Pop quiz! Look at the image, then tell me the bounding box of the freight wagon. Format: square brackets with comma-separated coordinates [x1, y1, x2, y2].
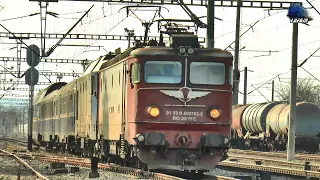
[231, 102, 320, 153]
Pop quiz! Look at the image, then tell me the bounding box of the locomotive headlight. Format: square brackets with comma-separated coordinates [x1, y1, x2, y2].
[178, 46, 187, 54]
[147, 106, 160, 118]
[210, 108, 220, 119]
[187, 47, 195, 55]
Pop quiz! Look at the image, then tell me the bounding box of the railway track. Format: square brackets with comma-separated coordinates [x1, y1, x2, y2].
[226, 154, 320, 171]
[219, 161, 320, 179]
[3, 137, 320, 179]
[228, 149, 320, 162]
[17, 153, 238, 180]
[34, 155, 237, 180]
[220, 149, 320, 178]
[0, 148, 49, 180]
[0, 137, 237, 180]
[0, 137, 28, 147]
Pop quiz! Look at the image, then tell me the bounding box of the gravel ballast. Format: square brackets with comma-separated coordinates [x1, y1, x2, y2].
[0, 156, 139, 180]
[208, 167, 305, 180]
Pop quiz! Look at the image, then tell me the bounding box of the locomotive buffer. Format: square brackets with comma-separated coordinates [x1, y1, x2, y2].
[25, 44, 40, 151]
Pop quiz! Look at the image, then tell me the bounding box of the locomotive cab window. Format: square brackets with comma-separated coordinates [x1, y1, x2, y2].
[144, 61, 182, 84]
[131, 63, 141, 84]
[190, 62, 225, 85]
[229, 66, 233, 86]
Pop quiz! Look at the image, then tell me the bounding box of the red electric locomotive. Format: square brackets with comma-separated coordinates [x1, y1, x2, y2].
[97, 23, 234, 171]
[33, 21, 233, 172]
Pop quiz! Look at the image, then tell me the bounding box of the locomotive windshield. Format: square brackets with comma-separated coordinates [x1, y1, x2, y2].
[190, 62, 225, 85]
[144, 61, 226, 85]
[144, 61, 182, 84]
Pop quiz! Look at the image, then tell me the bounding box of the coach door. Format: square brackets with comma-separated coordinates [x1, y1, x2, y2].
[52, 101, 56, 141]
[37, 105, 40, 135]
[90, 72, 99, 140]
[73, 91, 79, 132]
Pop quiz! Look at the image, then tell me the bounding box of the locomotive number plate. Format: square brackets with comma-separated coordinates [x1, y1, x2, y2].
[165, 110, 204, 122]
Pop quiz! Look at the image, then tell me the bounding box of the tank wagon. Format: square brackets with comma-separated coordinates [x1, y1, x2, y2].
[32, 26, 234, 172]
[231, 102, 320, 153]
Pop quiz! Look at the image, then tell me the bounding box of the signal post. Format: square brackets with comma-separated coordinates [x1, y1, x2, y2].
[26, 45, 40, 151]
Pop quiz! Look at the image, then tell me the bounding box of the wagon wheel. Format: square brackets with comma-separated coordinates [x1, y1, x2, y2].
[266, 139, 275, 152]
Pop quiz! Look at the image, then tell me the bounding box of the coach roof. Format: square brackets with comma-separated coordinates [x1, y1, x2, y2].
[33, 82, 67, 104]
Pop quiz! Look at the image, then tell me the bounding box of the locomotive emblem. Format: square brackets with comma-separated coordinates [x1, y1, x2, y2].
[160, 87, 211, 103]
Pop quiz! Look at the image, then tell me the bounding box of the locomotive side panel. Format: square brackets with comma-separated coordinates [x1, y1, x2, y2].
[76, 74, 93, 138]
[125, 59, 139, 141]
[99, 62, 125, 140]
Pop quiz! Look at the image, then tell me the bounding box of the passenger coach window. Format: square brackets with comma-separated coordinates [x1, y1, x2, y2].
[190, 62, 225, 85]
[144, 61, 182, 84]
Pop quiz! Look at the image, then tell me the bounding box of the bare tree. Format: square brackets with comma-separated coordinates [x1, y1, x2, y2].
[276, 77, 320, 106]
[0, 105, 26, 136]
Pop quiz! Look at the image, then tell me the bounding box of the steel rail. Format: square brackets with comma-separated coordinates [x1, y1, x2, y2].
[0, 149, 49, 180]
[228, 149, 320, 161]
[34, 156, 237, 180]
[219, 161, 320, 178]
[0, 137, 28, 147]
[229, 154, 320, 171]
[4, 137, 320, 178]
[1, 137, 237, 179]
[226, 154, 320, 172]
[36, 156, 180, 180]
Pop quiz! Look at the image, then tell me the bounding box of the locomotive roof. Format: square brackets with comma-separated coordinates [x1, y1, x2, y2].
[130, 46, 233, 58]
[33, 82, 67, 104]
[99, 46, 233, 70]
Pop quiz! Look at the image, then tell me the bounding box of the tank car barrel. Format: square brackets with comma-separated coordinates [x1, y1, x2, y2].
[241, 103, 278, 133]
[231, 101, 320, 153]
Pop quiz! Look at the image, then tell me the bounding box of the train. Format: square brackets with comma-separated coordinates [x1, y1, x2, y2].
[32, 25, 234, 172]
[231, 102, 320, 153]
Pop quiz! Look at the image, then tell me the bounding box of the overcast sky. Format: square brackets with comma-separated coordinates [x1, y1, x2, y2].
[0, 0, 319, 104]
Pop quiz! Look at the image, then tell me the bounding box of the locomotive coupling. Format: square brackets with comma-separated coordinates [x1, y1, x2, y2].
[178, 136, 188, 145]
